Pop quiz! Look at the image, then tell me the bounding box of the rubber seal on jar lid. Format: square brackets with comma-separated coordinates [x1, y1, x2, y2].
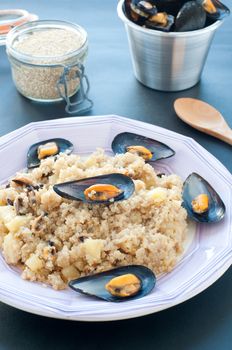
[0, 9, 38, 46]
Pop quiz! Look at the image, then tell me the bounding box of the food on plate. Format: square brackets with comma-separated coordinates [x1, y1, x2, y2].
[37, 142, 59, 160]
[105, 273, 141, 297]
[112, 132, 175, 162]
[126, 145, 153, 161]
[84, 184, 123, 202]
[123, 0, 230, 32]
[0, 147, 187, 290]
[69, 265, 155, 301]
[183, 172, 225, 223]
[11, 176, 34, 187]
[53, 173, 134, 204]
[191, 193, 209, 214]
[27, 138, 73, 168]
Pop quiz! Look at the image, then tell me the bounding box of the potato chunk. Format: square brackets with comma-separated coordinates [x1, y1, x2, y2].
[83, 238, 104, 265]
[6, 215, 31, 233]
[147, 187, 167, 204]
[2, 232, 22, 264]
[0, 206, 16, 224]
[25, 254, 44, 272]
[61, 265, 80, 281]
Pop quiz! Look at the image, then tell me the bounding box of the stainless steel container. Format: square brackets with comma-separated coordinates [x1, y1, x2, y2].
[117, 0, 223, 91]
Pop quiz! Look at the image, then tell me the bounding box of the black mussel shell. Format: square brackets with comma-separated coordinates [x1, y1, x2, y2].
[27, 138, 73, 169]
[154, 0, 188, 16]
[145, 12, 175, 31]
[200, 0, 230, 20]
[183, 173, 226, 223]
[69, 265, 156, 302]
[123, 0, 144, 23]
[175, 1, 206, 32]
[53, 173, 135, 204]
[112, 132, 175, 162]
[132, 0, 158, 16]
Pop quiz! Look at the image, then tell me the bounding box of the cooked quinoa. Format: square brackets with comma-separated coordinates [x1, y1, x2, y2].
[0, 149, 187, 290]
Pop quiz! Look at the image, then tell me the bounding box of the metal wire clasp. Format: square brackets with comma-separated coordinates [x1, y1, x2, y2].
[57, 62, 93, 115]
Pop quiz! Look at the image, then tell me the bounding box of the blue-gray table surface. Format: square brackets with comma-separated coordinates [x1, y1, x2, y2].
[0, 1, 231, 349]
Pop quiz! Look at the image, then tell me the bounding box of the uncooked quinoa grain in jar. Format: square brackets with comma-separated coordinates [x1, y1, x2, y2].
[6, 20, 92, 114]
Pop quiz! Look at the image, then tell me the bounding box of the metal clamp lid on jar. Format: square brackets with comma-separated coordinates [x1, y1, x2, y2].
[6, 20, 93, 115]
[57, 61, 93, 115]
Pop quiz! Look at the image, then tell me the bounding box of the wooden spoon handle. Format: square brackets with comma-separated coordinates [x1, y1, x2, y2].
[184, 123, 232, 146]
[210, 128, 232, 146]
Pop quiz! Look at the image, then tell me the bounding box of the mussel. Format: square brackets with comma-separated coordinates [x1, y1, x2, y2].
[154, 0, 188, 16]
[175, 1, 206, 32]
[123, 0, 230, 32]
[182, 173, 226, 223]
[69, 265, 156, 302]
[53, 173, 135, 204]
[124, 0, 141, 23]
[200, 0, 230, 20]
[124, 0, 158, 24]
[131, 0, 158, 15]
[112, 132, 175, 162]
[27, 138, 73, 169]
[145, 12, 175, 31]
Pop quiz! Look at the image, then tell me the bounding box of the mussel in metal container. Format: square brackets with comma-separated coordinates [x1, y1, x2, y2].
[182, 172, 226, 223]
[131, 0, 158, 16]
[200, 0, 230, 20]
[123, 0, 229, 32]
[123, 0, 141, 23]
[154, 0, 188, 16]
[175, 1, 206, 31]
[112, 132, 175, 162]
[145, 12, 175, 31]
[27, 138, 73, 169]
[124, 0, 158, 24]
[53, 173, 135, 204]
[69, 265, 156, 302]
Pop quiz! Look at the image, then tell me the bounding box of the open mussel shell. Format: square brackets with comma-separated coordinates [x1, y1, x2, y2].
[69, 265, 156, 302]
[175, 1, 206, 32]
[123, 0, 143, 23]
[123, 0, 158, 25]
[27, 138, 73, 169]
[154, 0, 189, 16]
[145, 12, 175, 31]
[112, 132, 175, 162]
[131, 0, 158, 16]
[200, 0, 230, 20]
[183, 173, 226, 223]
[53, 173, 135, 204]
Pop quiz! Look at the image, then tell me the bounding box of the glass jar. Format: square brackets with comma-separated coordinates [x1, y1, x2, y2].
[6, 20, 93, 114]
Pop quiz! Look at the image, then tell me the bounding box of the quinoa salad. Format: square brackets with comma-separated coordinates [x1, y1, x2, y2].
[0, 149, 188, 290]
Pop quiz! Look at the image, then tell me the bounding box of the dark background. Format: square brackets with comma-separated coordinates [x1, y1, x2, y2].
[0, 1, 232, 349]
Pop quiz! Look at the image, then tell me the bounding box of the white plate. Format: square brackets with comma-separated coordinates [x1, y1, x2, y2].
[0, 115, 231, 321]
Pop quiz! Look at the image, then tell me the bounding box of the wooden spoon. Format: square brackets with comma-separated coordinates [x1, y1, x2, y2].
[174, 98, 232, 146]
